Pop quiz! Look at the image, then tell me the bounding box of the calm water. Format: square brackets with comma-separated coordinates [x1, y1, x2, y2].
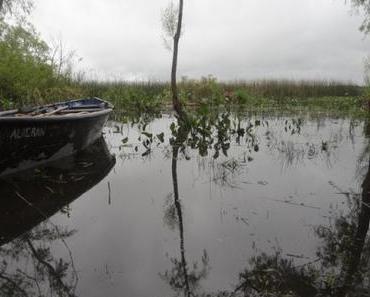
[1, 110, 369, 297]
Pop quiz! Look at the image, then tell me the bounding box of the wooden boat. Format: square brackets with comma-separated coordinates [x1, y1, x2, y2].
[0, 97, 113, 175]
[0, 137, 116, 246]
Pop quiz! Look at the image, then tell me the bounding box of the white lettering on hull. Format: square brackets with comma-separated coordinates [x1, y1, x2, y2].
[10, 127, 46, 140]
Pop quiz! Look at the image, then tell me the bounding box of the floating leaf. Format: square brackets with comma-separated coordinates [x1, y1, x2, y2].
[142, 132, 153, 139]
[157, 132, 165, 143]
[142, 149, 151, 157]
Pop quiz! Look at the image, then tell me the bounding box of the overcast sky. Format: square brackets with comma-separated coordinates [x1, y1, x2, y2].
[31, 0, 370, 83]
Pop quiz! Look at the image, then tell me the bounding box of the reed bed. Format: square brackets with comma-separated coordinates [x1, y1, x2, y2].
[77, 77, 365, 114]
[222, 79, 361, 99]
[1, 77, 365, 114]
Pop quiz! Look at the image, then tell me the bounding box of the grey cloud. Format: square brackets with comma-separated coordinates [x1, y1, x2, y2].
[32, 0, 370, 83]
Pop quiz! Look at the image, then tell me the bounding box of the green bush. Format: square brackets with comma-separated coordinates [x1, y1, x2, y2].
[178, 75, 224, 105]
[101, 84, 164, 112]
[0, 19, 83, 109]
[233, 89, 250, 104]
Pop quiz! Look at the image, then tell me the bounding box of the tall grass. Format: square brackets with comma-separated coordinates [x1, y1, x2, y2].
[60, 76, 364, 114]
[2, 74, 364, 114]
[76, 76, 362, 101]
[76, 80, 168, 112]
[222, 79, 361, 99]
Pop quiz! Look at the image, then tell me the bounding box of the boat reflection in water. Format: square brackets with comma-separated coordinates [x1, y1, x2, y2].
[0, 136, 116, 246]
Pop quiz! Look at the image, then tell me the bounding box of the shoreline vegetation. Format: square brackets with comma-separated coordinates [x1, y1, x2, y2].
[0, 17, 368, 117]
[4, 77, 370, 117]
[81, 77, 366, 114]
[1, 73, 368, 116]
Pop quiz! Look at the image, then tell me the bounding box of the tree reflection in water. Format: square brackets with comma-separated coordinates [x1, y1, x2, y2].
[0, 138, 115, 297]
[160, 112, 265, 297]
[0, 223, 78, 297]
[161, 116, 210, 297]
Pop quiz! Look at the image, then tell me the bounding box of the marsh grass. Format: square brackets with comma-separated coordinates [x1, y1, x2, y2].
[1, 75, 366, 115]
[77, 80, 166, 112]
[68, 76, 365, 114]
[222, 79, 361, 99]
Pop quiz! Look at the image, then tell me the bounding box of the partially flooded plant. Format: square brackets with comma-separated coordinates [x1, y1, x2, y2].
[212, 158, 244, 188]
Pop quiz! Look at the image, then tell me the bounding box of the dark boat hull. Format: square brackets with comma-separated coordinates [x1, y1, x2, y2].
[0, 109, 111, 176]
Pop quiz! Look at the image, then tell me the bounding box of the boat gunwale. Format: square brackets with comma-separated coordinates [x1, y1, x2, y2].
[0, 108, 113, 123]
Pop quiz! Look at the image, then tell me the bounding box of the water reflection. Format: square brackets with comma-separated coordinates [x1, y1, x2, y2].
[157, 113, 299, 296]
[1, 110, 368, 296]
[120, 110, 370, 296]
[0, 138, 115, 297]
[161, 117, 211, 297]
[233, 145, 370, 297]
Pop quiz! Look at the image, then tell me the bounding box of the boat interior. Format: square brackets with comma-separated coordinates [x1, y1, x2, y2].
[0, 97, 112, 118]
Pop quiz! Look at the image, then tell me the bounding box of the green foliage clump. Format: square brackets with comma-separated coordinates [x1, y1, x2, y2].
[361, 85, 370, 108]
[178, 75, 224, 105]
[0, 21, 51, 105]
[99, 82, 165, 113]
[233, 89, 250, 104]
[0, 19, 83, 109]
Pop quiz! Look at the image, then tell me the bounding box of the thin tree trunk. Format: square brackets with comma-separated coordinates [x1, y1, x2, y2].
[171, 0, 184, 116]
[0, 0, 4, 13]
